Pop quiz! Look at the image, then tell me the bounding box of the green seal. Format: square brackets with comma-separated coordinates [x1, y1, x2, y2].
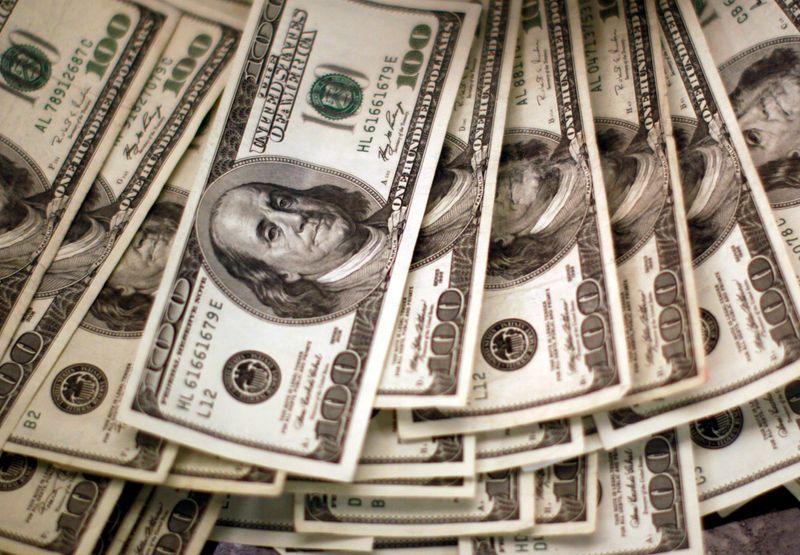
[309, 73, 363, 120]
[0, 44, 50, 92]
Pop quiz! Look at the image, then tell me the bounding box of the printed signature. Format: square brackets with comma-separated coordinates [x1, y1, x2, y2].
[378, 102, 408, 162]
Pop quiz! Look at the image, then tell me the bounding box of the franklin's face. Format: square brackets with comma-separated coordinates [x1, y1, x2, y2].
[491, 158, 551, 244]
[107, 222, 174, 295]
[213, 184, 358, 281]
[736, 74, 800, 167]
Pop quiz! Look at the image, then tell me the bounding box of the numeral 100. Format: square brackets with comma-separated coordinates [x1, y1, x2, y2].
[163, 34, 213, 95]
[86, 14, 131, 78]
[644, 435, 681, 530]
[396, 24, 431, 89]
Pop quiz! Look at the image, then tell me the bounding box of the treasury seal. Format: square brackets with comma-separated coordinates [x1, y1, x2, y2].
[481, 318, 537, 371]
[0, 453, 36, 491]
[699, 308, 719, 355]
[51, 364, 109, 415]
[0, 44, 51, 92]
[222, 350, 281, 404]
[309, 74, 362, 120]
[690, 408, 745, 449]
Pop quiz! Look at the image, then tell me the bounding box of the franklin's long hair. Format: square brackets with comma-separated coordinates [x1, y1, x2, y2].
[89, 202, 182, 332]
[0, 153, 35, 234]
[488, 138, 569, 279]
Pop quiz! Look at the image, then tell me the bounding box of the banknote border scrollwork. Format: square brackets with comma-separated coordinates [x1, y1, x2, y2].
[0, 3, 167, 330]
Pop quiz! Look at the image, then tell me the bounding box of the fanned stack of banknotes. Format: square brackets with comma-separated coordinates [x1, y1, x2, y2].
[3, 0, 800, 553]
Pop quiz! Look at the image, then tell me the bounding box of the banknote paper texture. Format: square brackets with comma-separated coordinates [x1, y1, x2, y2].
[580, 416, 603, 454]
[373, 538, 460, 555]
[286, 474, 477, 499]
[108, 487, 222, 555]
[689, 378, 800, 515]
[376, 0, 521, 408]
[534, 454, 598, 536]
[119, 0, 480, 481]
[697, 0, 800, 281]
[164, 448, 285, 496]
[295, 469, 534, 537]
[0, 0, 177, 359]
[475, 418, 583, 473]
[596, 0, 800, 448]
[400, 0, 630, 439]
[211, 493, 375, 552]
[462, 429, 703, 555]
[582, 0, 705, 404]
[0, 452, 123, 555]
[349, 410, 475, 480]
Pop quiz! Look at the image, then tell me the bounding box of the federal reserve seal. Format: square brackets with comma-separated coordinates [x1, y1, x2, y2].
[51, 364, 108, 415]
[222, 351, 281, 404]
[0, 44, 50, 92]
[0, 453, 36, 491]
[699, 308, 719, 355]
[481, 319, 537, 371]
[309, 74, 362, 120]
[690, 408, 744, 449]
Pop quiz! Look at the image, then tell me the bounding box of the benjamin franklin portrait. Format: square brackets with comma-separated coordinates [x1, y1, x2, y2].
[723, 45, 800, 207]
[673, 122, 739, 261]
[0, 149, 48, 278]
[200, 161, 391, 320]
[487, 136, 588, 283]
[596, 127, 668, 261]
[37, 183, 115, 294]
[413, 139, 478, 263]
[86, 199, 183, 333]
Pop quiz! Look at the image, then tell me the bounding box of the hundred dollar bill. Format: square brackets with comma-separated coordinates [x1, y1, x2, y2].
[533, 454, 598, 536]
[521, 418, 599, 473]
[462, 429, 703, 555]
[107, 487, 222, 555]
[689, 378, 800, 515]
[89, 482, 146, 555]
[211, 493, 374, 552]
[525, 419, 601, 472]
[118, 0, 480, 481]
[582, 0, 705, 404]
[375, 0, 521, 408]
[351, 410, 475, 480]
[575, 416, 603, 456]
[5, 108, 229, 481]
[373, 538, 460, 555]
[164, 448, 285, 496]
[696, 0, 800, 280]
[0, 0, 178, 360]
[254, 538, 461, 555]
[475, 419, 583, 473]
[399, 0, 631, 439]
[595, 0, 800, 448]
[0, 452, 123, 555]
[0, 2, 245, 454]
[286, 474, 477, 498]
[295, 468, 534, 537]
